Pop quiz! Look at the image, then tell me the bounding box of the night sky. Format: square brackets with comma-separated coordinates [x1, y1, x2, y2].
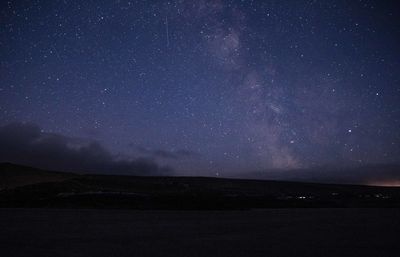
[1, 0, 399, 183]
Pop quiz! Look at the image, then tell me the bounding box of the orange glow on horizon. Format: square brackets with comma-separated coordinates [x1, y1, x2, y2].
[366, 181, 400, 187]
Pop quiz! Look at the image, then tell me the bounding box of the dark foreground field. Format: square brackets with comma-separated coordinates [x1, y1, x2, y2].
[1, 208, 399, 257]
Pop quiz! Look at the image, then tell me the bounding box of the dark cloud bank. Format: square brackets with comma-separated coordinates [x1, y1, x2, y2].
[0, 122, 399, 185]
[135, 146, 199, 160]
[0, 122, 172, 175]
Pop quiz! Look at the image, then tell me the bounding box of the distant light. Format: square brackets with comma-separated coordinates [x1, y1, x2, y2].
[367, 181, 400, 187]
[348, 129, 352, 133]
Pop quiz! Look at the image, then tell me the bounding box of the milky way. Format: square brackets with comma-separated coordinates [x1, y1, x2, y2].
[1, 0, 399, 180]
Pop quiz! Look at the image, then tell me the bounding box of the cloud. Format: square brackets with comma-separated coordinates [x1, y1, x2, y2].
[135, 146, 200, 160]
[0, 122, 172, 175]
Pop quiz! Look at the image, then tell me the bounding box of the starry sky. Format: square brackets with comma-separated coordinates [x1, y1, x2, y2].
[1, 0, 400, 182]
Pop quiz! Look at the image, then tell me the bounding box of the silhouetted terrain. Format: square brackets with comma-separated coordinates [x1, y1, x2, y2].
[0, 163, 77, 190]
[1, 163, 400, 209]
[1, 164, 400, 257]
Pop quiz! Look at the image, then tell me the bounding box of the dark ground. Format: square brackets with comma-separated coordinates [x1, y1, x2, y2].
[1, 208, 399, 257]
[2, 163, 400, 209]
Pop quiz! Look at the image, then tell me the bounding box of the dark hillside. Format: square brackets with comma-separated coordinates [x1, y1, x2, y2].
[1, 163, 400, 209]
[0, 163, 77, 190]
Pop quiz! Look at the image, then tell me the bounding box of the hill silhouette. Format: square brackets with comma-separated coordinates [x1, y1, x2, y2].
[0, 163, 77, 190]
[1, 163, 400, 209]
